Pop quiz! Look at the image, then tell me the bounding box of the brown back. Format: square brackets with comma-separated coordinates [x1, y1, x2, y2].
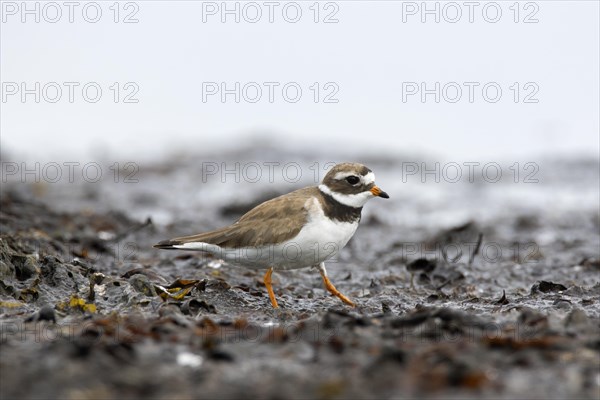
[173, 187, 317, 248]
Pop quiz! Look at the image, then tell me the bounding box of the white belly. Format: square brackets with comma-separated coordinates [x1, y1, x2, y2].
[211, 216, 358, 270]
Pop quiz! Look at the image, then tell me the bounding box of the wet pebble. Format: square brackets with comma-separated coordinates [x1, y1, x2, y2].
[553, 298, 572, 310]
[531, 280, 568, 294]
[25, 304, 56, 323]
[129, 274, 158, 297]
[12, 254, 39, 281]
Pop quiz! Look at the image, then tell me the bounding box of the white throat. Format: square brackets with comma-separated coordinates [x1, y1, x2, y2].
[318, 184, 373, 208]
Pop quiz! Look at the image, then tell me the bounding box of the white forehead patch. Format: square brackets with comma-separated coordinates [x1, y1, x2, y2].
[362, 171, 375, 185]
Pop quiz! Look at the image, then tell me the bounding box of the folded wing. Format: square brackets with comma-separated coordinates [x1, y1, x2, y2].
[154, 187, 315, 249]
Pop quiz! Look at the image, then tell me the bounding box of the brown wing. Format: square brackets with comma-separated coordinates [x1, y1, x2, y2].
[158, 187, 317, 249]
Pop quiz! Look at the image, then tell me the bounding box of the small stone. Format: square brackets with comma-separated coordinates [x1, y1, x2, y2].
[530, 280, 567, 294]
[128, 274, 157, 296]
[25, 305, 56, 323]
[553, 299, 572, 310]
[38, 305, 56, 322]
[12, 255, 38, 281]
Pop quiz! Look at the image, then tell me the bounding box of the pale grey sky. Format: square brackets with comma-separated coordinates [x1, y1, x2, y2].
[1, 1, 599, 162]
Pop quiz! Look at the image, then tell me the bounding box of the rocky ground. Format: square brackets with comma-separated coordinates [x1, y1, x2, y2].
[1, 148, 599, 399]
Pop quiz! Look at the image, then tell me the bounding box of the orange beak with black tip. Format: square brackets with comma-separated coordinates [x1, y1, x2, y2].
[370, 186, 389, 199]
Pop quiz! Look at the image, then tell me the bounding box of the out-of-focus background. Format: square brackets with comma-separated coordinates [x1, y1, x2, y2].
[2, 1, 599, 162]
[1, 2, 599, 400]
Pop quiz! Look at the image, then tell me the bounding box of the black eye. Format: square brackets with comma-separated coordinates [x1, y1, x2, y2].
[345, 176, 360, 185]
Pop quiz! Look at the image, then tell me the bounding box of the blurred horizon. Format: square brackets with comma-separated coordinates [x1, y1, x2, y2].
[2, 130, 599, 165]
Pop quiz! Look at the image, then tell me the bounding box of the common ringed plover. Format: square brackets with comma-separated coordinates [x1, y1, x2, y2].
[155, 162, 389, 308]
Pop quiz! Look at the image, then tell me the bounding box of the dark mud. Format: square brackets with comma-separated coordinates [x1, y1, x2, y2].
[1, 149, 599, 399]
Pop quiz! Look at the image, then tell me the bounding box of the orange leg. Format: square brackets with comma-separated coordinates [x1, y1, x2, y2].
[263, 267, 279, 309]
[318, 263, 355, 307]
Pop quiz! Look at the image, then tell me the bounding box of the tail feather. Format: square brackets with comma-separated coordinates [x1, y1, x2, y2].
[153, 239, 183, 250]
